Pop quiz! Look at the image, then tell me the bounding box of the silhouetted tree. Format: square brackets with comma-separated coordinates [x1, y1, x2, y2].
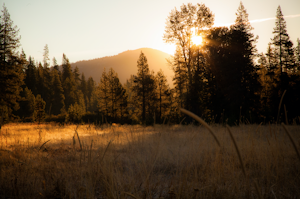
[42, 44, 52, 113]
[86, 76, 97, 112]
[61, 54, 76, 109]
[73, 66, 81, 87]
[295, 38, 300, 73]
[98, 68, 109, 118]
[16, 87, 35, 120]
[132, 52, 156, 123]
[80, 73, 88, 110]
[164, 3, 214, 117]
[228, 2, 260, 122]
[269, 6, 295, 122]
[272, 6, 295, 74]
[24, 56, 38, 95]
[170, 46, 188, 108]
[50, 68, 65, 115]
[156, 69, 171, 123]
[0, 4, 24, 118]
[98, 68, 128, 122]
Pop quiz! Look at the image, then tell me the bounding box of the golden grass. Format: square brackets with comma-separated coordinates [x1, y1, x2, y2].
[0, 122, 299, 198]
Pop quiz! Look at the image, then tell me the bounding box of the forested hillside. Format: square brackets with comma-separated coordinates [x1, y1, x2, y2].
[70, 48, 173, 85]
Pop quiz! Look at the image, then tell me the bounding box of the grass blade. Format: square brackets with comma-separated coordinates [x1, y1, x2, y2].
[226, 125, 246, 177]
[180, 108, 221, 147]
[277, 90, 286, 124]
[38, 140, 51, 151]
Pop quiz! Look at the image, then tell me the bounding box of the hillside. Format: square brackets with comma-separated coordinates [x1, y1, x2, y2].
[71, 48, 174, 86]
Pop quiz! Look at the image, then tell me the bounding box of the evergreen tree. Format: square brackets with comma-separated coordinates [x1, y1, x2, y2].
[132, 52, 156, 123]
[295, 38, 300, 73]
[265, 43, 279, 75]
[16, 87, 35, 120]
[170, 46, 188, 109]
[0, 4, 24, 117]
[87, 76, 95, 101]
[73, 66, 81, 88]
[124, 75, 137, 122]
[98, 68, 110, 118]
[36, 62, 44, 97]
[205, 27, 231, 122]
[257, 53, 274, 119]
[24, 56, 38, 95]
[98, 68, 128, 122]
[42, 44, 52, 113]
[272, 6, 295, 73]
[228, 2, 260, 122]
[269, 6, 295, 122]
[156, 69, 171, 123]
[80, 73, 87, 97]
[52, 57, 61, 77]
[61, 54, 76, 109]
[50, 68, 65, 115]
[80, 73, 88, 110]
[86, 76, 97, 112]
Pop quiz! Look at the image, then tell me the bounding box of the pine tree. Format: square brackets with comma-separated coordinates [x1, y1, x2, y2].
[24, 56, 38, 95]
[272, 6, 295, 73]
[132, 52, 156, 123]
[61, 54, 76, 109]
[86, 76, 97, 112]
[97, 68, 128, 122]
[170, 46, 188, 112]
[73, 66, 81, 88]
[36, 62, 44, 96]
[265, 43, 279, 75]
[228, 2, 260, 122]
[52, 57, 61, 77]
[295, 38, 300, 73]
[50, 68, 65, 115]
[0, 4, 24, 117]
[80, 73, 88, 110]
[156, 69, 171, 123]
[98, 68, 110, 118]
[42, 44, 52, 113]
[16, 87, 35, 120]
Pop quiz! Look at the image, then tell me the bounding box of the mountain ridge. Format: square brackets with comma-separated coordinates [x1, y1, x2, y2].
[70, 48, 174, 86]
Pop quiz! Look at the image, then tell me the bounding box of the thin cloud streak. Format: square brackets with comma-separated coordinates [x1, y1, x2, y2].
[249, 14, 300, 23]
[214, 14, 300, 27]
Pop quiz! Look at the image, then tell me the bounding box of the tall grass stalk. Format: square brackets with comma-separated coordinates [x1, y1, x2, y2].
[226, 125, 263, 199]
[180, 108, 221, 147]
[276, 90, 286, 124]
[226, 125, 246, 177]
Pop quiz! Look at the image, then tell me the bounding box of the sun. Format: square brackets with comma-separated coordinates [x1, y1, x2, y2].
[191, 35, 203, 46]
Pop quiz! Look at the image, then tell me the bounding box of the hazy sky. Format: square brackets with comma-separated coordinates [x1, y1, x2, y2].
[2, 0, 300, 65]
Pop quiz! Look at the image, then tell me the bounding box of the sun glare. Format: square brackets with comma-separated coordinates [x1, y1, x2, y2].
[191, 35, 203, 46]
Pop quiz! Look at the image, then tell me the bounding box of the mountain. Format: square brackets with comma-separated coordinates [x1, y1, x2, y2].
[71, 48, 174, 86]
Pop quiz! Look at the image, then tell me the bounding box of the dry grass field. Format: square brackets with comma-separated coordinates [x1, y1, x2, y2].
[0, 122, 299, 198]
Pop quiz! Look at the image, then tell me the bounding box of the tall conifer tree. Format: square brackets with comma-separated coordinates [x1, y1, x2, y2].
[272, 6, 295, 73]
[50, 69, 65, 115]
[61, 54, 76, 109]
[0, 4, 24, 118]
[132, 52, 156, 123]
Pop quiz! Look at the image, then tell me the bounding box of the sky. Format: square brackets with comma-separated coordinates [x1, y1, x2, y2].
[2, 0, 300, 65]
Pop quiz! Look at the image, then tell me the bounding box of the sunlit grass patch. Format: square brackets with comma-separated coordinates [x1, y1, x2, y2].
[0, 123, 299, 198]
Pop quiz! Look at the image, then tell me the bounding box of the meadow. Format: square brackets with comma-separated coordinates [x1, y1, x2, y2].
[0, 122, 299, 199]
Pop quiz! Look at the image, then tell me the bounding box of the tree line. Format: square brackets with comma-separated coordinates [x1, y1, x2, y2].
[1, 2, 300, 125]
